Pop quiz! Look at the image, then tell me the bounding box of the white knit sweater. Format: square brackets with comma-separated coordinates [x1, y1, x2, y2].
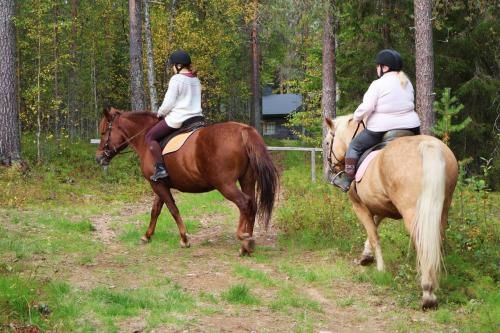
[353, 72, 420, 132]
[157, 74, 203, 128]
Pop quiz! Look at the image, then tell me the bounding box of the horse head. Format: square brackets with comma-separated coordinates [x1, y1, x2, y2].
[324, 114, 359, 173]
[95, 106, 128, 166]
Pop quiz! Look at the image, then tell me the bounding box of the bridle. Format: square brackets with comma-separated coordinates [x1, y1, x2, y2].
[101, 113, 147, 161]
[326, 119, 366, 177]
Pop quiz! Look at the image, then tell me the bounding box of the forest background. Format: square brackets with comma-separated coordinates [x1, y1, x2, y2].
[9, 0, 499, 186]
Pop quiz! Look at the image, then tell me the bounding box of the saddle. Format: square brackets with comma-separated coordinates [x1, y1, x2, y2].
[355, 129, 415, 182]
[160, 116, 206, 155]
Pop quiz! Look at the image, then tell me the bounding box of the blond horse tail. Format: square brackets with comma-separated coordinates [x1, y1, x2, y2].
[413, 140, 446, 291]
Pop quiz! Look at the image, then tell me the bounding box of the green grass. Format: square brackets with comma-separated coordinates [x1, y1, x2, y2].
[270, 286, 322, 313]
[221, 284, 260, 305]
[233, 264, 276, 287]
[1, 136, 498, 332]
[336, 297, 355, 308]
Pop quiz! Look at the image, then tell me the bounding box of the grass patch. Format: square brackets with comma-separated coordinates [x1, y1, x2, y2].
[221, 284, 260, 305]
[354, 269, 393, 287]
[233, 264, 276, 287]
[337, 297, 355, 308]
[279, 264, 319, 282]
[199, 291, 219, 304]
[434, 308, 454, 324]
[270, 286, 322, 313]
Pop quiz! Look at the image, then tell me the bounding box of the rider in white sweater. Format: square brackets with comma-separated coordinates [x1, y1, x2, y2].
[146, 50, 203, 182]
[157, 71, 203, 128]
[333, 49, 421, 192]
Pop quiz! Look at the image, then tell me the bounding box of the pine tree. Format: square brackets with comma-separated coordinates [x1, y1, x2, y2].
[432, 88, 471, 145]
[0, 0, 21, 165]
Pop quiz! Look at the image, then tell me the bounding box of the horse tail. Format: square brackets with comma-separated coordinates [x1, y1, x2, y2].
[413, 140, 446, 290]
[241, 128, 278, 230]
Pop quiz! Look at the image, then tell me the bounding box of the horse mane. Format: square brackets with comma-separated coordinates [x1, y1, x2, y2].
[334, 114, 354, 133]
[121, 111, 158, 120]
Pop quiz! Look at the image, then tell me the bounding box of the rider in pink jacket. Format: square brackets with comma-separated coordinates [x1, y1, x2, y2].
[333, 49, 421, 192]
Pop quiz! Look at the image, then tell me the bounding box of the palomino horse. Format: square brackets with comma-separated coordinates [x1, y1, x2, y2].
[324, 115, 458, 310]
[95, 107, 278, 256]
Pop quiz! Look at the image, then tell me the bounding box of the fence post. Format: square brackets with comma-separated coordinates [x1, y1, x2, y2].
[311, 149, 316, 182]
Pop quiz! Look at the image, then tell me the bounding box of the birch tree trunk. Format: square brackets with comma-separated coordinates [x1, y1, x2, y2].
[414, 0, 435, 134]
[129, 0, 147, 111]
[143, 0, 158, 113]
[0, 0, 21, 165]
[36, 17, 42, 164]
[321, 0, 336, 178]
[53, 3, 61, 138]
[250, 0, 262, 134]
[91, 38, 98, 136]
[68, 0, 78, 137]
[161, 0, 177, 91]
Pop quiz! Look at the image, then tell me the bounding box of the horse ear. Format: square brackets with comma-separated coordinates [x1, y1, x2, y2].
[103, 106, 112, 120]
[324, 117, 334, 131]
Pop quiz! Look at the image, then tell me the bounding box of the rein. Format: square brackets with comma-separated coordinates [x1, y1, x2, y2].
[102, 114, 148, 159]
[326, 119, 366, 175]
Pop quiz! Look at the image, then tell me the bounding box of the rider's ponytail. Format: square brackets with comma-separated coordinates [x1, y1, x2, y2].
[398, 71, 409, 88]
[188, 64, 198, 77]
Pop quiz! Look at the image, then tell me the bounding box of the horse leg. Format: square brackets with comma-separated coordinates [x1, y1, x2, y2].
[151, 183, 190, 248]
[141, 194, 164, 243]
[360, 215, 383, 266]
[351, 202, 385, 271]
[217, 183, 255, 256]
[240, 174, 257, 254]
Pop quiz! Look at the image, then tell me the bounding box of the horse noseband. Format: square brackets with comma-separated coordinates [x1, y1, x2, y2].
[102, 114, 120, 161]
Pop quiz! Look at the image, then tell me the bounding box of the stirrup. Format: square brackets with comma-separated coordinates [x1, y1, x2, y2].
[150, 167, 168, 182]
[329, 170, 346, 185]
[329, 171, 352, 192]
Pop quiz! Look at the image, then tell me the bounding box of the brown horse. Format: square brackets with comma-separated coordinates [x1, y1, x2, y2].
[324, 114, 458, 310]
[95, 107, 278, 256]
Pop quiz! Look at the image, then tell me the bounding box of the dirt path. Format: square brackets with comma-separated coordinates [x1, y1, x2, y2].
[61, 195, 429, 333]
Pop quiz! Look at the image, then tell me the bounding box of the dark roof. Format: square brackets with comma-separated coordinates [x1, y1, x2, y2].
[262, 94, 302, 116]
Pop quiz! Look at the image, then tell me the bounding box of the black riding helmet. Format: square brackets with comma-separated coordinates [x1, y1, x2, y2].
[375, 49, 403, 72]
[168, 50, 191, 67]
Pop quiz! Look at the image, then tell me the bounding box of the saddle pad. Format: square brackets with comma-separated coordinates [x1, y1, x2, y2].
[355, 150, 380, 182]
[162, 131, 195, 155]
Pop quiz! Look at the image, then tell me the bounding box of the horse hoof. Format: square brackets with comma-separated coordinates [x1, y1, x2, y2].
[422, 296, 438, 311]
[239, 248, 250, 257]
[359, 254, 375, 266]
[422, 299, 438, 310]
[180, 239, 191, 248]
[140, 236, 150, 244]
[242, 237, 255, 254]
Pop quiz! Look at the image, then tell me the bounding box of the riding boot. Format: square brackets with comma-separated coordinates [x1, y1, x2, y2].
[332, 158, 357, 192]
[150, 163, 168, 181]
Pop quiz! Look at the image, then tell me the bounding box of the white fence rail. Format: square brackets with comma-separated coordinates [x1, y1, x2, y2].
[91, 140, 323, 182]
[267, 146, 323, 182]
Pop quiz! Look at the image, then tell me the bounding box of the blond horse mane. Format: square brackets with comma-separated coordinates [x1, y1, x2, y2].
[331, 114, 357, 150]
[333, 114, 353, 135]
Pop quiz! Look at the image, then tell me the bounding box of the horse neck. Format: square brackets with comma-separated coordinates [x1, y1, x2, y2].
[120, 114, 157, 157]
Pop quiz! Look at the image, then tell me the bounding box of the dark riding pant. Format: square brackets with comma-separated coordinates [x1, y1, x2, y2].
[346, 126, 421, 160]
[145, 120, 177, 165]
